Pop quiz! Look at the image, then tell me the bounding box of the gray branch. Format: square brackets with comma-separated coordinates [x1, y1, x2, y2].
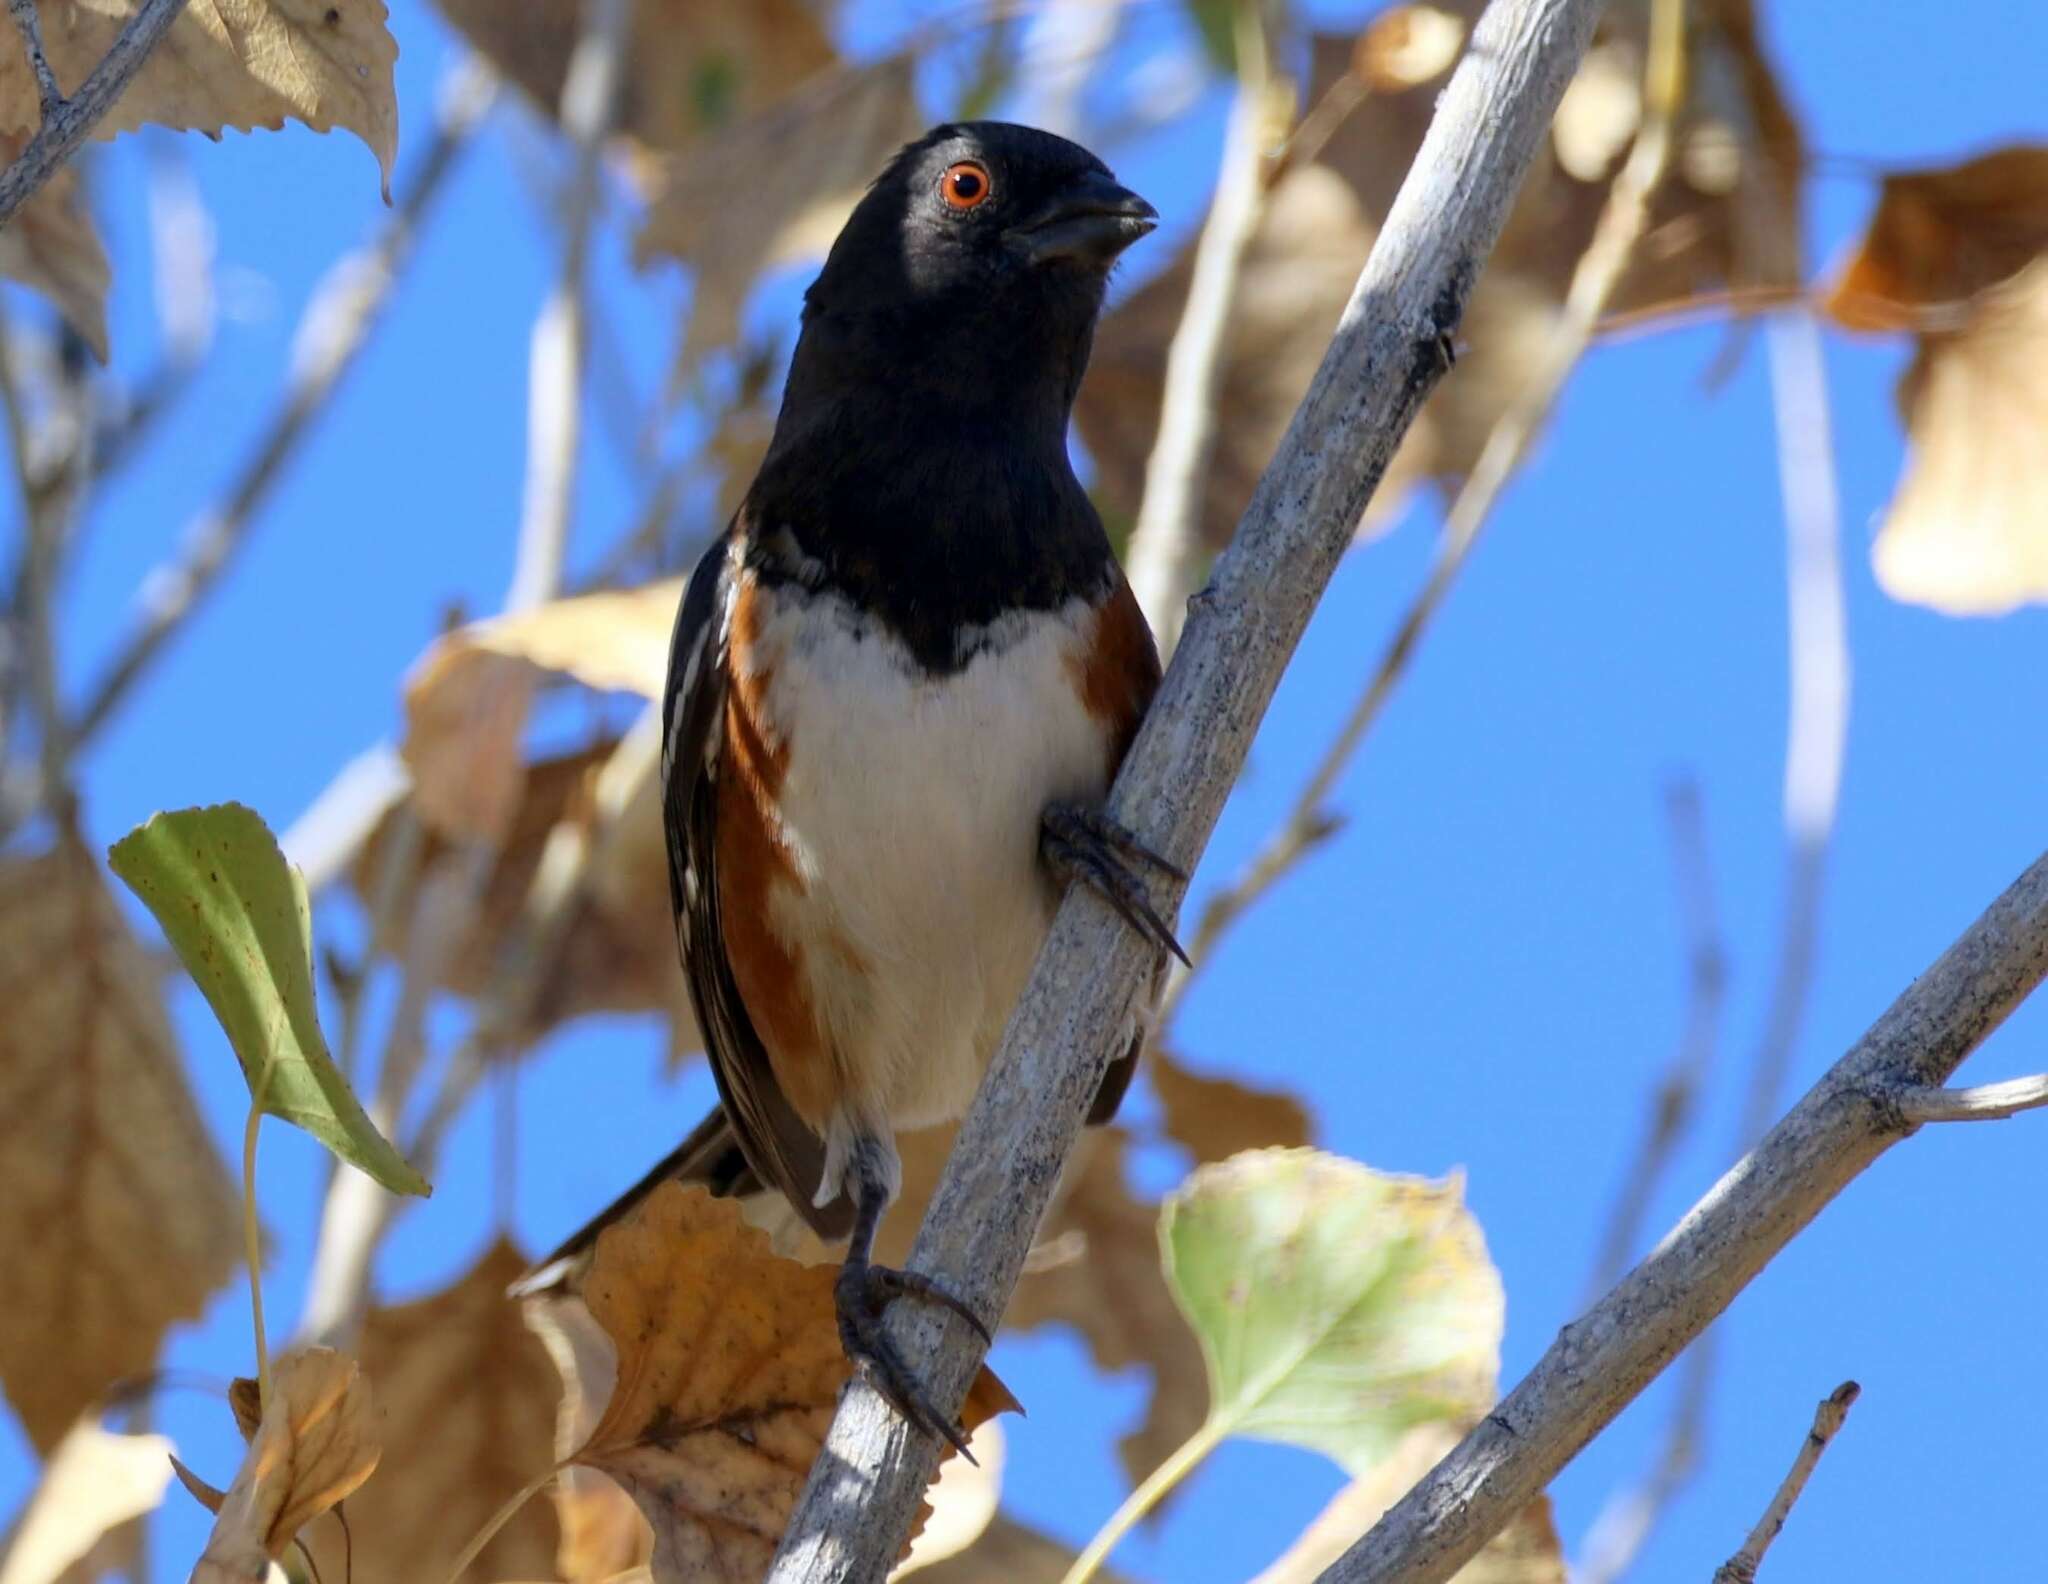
[0, 0, 192, 228]
[762, 0, 1610, 1576]
[1314, 850, 2048, 1584]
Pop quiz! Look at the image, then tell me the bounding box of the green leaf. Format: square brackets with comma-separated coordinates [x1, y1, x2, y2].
[1162, 1148, 1500, 1475]
[1184, 0, 1240, 72]
[108, 804, 430, 1197]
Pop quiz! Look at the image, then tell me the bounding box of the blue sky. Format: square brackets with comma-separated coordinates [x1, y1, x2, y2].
[5, 0, 2046, 1579]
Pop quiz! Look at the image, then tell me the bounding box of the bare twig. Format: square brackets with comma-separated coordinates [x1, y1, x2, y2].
[1736, 312, 1848, 1147]
[1895, 1074, 2048, 1124]
[1161, 0, 1687, 1023]
[0, 0, 192, 226]
[66, 63, 493, 750]
[762, 1, 1610, 1577]
[1312, 854, 2048, 1584]
[6, 0, 63, 121]
[1711, 1382, 1860, 1584]
[1587, 777, 1728, 1301]
[505, 0, 627, 613]
[0, 299, 88, 823]
[1123, 0, 1273, 653]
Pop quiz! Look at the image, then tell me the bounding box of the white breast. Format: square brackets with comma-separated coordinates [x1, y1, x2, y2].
[732, 583, 1113, 1152]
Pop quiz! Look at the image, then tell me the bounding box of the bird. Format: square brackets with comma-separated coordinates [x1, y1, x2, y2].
[516, 121, 1181, 1451]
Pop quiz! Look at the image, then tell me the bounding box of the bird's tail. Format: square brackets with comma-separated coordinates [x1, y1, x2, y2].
[509, 1105, 772, 1298]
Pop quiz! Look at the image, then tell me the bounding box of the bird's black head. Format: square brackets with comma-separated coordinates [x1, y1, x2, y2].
[780, 122, 1156, 443]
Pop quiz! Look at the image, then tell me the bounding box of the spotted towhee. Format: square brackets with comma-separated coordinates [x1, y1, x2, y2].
[518, 122, 1181, 1448]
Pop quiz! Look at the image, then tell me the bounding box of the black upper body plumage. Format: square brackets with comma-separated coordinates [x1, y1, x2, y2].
[737, 120, 1156, 672]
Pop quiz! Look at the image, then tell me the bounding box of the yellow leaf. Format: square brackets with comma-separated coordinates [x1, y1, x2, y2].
[0, 1420, 173, 1584]
[570, 1184, 1015, 1583]
[186, 1347, 380, 1583]
[1821, 147, 2048, 614]
[0, 0, 398, 198]
[0, 840, 241, 1452]
[634, 57, 927, 366]
[399, 581, 679, 841]
[0, 135, 109, 360]
[295, 1243, 559, 1581]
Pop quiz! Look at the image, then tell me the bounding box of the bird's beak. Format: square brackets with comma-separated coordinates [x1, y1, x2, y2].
[1011, 170, 1158, 267]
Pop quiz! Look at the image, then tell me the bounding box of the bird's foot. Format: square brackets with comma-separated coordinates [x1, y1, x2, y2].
[1041, 800, 1188, 963]
[835, 1259, 991, 1459]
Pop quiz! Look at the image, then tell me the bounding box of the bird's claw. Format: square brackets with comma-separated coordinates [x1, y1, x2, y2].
[1041, 801, 1189, 964]
[835, 1260, 988, 1460]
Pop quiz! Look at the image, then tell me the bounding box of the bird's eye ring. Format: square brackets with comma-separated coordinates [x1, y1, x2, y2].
[940, 160, 993, 211]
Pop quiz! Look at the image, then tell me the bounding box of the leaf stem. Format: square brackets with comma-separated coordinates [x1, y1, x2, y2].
[1062, 1414, 1228, 1584]
[241, 1098, 270, 1412]
[439, 1461, 563, 1584]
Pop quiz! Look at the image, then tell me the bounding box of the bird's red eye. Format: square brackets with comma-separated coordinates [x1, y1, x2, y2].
[940, 160, 993, 211]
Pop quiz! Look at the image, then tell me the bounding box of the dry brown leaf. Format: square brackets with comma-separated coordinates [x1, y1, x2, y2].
[1822, 145, 2048, 332]
[906, 1513, 1135, 1584]
[187, 1347, 380, 1584]
[523, 1291, 654, 1582]
[1355, 4, 1467, 93]
[0, 0, 398, 197]
[399, 580, 679, 841]
[1821, 147, 2048, 614]
[1077, 0, 1802, 549]
[891, 1421, 1004, 1579]
[0, 1419, 173, 1584]
[0, 136, 109, 360]
[429, 0, 833, 156]
[353, 742, 697, 1050]
[1867, 259, 2048, 613]
[0, 841, 241, 1452]
[634, 56, 927, 366]
[1249, 1421, 1564, 1584]
[1005, 1130, 1207, 1492]
[570, 1183, 1017, 1582]
[1150, 1052, 1313, 1165]
[292, 1242, 559, 1582]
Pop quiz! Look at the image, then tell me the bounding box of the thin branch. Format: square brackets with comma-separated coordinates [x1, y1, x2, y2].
[1711, 1382, 1860, 1584]
[1895, 1074, 2048, 1125]
[504, 0, 628, 614]
[6, 0, 63, 121]
[1735, 312, 1849, 1148]
[762, 1, 1610, 1576]
[66, 62, 493, 749]
[1161, 0, 1687, 1023]
[0, 0, 192, 226]
[1312, 853, 2048, 1584]
[1123, 0, 1273, 653]
[1586, 776, 1727, 1302]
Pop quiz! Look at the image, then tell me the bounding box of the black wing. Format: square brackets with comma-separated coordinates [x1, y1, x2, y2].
[662, 528, 852, 1240]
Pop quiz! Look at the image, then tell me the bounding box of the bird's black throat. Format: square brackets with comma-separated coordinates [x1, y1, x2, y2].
[741, 290, 1117, 676]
